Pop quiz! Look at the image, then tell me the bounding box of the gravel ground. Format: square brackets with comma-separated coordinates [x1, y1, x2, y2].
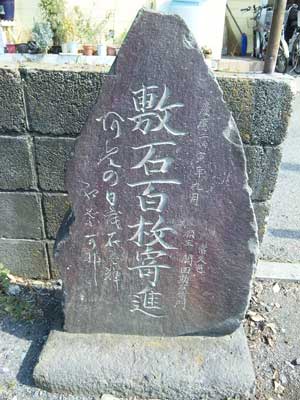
[0, 278, 299, 400]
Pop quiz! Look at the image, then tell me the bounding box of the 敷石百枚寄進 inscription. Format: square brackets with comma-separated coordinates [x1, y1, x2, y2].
[55, 9, 258, 337]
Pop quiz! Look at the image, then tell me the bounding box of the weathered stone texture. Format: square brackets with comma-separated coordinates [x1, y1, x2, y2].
[0, 137, 35, 190]
[0, 239, 49, 278]
[22, 67, 103, 136]
[47, 241, 60, 279]
[43, 194, 70, 239]
[244, 145, 282, 202]
[56, 10, 258, 337]
[35, 137, 76, 191]
[0, 193, 43, 239]
[0, 67, 27, 134]
[34, 328, 255, 400]
[218, 73, 294, 146]
[253, 201, 271, 243]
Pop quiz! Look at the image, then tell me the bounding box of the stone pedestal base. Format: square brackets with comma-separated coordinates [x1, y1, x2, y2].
[34, 327, 255, 399]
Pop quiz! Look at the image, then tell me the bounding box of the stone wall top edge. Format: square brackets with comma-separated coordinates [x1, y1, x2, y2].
[18, 63, 110, 74]
[215, 71, 295, 84]
[0, 63, 295, 88]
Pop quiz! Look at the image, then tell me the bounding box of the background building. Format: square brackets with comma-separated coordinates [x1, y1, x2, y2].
[10, 0, 265, 56]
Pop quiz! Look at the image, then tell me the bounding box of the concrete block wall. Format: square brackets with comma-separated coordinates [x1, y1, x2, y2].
[0, 65, 293, 279]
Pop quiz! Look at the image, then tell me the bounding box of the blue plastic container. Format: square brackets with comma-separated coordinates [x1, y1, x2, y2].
[241, 33, 248, 57]
[0, 0, 14, 21]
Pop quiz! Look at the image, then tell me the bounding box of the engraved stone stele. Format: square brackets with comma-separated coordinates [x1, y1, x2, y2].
[54, 9, 258, 337]
[34, 9, 258, 399]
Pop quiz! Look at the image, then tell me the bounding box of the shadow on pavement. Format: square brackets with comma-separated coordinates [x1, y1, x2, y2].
[0, 285, 64, 388]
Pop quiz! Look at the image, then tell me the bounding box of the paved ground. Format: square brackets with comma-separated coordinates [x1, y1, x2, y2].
[0, 279, 299, 400]
[260, 82, 300, 263]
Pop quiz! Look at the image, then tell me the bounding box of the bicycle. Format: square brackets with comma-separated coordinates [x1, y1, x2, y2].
[241, 5, 288, 73]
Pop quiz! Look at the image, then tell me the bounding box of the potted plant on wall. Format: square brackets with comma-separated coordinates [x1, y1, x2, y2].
[61, 15, 78, 54]
[113, 28, 128, 54]
[95, 10, 113, 57]
[32, 21, 53, 54]
[39, 0, 65, 51]
[73, 6, 95, 56]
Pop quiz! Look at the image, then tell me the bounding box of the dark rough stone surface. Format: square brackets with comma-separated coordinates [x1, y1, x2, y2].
[22, 67, 103, 136]
[47, 241, 60, 279]
[244, 145, 282, 202]
[0, 67, 27, 134]
[0, 136, 35, 190]
[217, 75, 255, 145]
[253, 201, 271, 244]
[0, 239, 49, 278]
[35, 137, 76, 191]
[43, 194, 70, 239]
[34, 327, 255, 400]
[252, 79, 293, 146]
[218, 73, 294, 146]
[55, 10, 258, 336]
[0, 193, 43, 239]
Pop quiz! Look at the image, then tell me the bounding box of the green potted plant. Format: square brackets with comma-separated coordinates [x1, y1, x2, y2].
[61, 15, 78, 53]
[113, 28, 128, 54]
[32, 21, 53, 53]
[73, 6, 94, 56]
[95, 10, 113, 57]
[39, 0, 66, 49]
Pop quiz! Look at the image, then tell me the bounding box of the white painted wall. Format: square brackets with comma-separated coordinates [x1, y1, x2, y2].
[158, 0, 227, 60]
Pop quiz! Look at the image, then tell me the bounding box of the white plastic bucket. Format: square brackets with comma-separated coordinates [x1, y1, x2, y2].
[68, 42, 78, 54]
[97, 44, 107, 56]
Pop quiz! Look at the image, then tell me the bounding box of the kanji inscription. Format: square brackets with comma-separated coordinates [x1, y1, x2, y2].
[55, 9, 258, 336]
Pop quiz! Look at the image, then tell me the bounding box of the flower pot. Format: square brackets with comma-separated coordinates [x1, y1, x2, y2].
[97, 44, 107, 56]
[49, 45, 61, 54]
[83, 44, 93, 56]
[0, 0, 14, 20]
[61, 42, 68, 53]
[68, 42, 78, 54]
[6, 43, 15, 53]
[107, 45, 116, 56]
[16, 43, 28, 53]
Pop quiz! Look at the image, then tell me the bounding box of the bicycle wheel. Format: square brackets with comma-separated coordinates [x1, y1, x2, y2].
[275, 47, 288, 74]
[292, 34, 300, 74]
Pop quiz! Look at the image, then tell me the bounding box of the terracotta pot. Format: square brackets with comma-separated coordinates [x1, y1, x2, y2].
[6, 43, 16, 53]
[107, 45, 116, 56]
[83, 44, 93, 56]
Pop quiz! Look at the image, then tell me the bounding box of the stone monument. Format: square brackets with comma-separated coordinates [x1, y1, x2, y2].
[34, 9, 258, 399]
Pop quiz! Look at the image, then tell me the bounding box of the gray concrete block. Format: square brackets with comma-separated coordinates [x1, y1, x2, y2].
[35, 137, 76, 191]
[22, 67, 103, 136]
[0, 66, 27, 134]
[0, 136, 35, 190]
[217, 74, 255, 145]
[252, 78, 293, 146]
[217, 74, 293, 146]
[253, 201, 271, 243]
[244, 145, 282, 202]
[0, 239, 49, 279]
[43, 194, 70, 239]
[0, 193, 43, 239]
[47, 241, 60, 279]
[34, 327, 255, 399]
